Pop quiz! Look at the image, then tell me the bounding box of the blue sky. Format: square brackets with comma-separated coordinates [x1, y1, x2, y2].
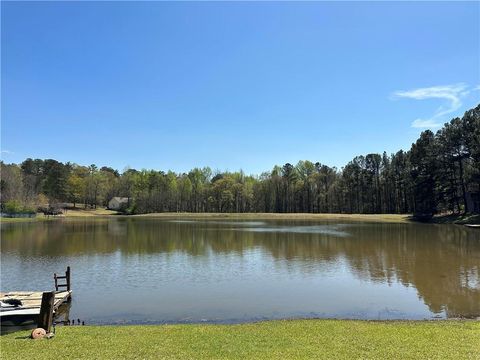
[2, 2, 479, 174]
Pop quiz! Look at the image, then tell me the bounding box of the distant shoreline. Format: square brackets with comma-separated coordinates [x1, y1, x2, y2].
[2, 209, 479, 225]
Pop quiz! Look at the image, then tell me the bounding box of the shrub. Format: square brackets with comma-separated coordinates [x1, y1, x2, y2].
[3, 200, 36, 214]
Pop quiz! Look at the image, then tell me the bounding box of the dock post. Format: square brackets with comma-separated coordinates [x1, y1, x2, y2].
[37, 291, 55, 333]
[66, 266, 71, 291]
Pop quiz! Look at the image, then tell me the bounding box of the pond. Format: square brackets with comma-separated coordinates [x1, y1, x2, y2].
[1, 218, 479, 324]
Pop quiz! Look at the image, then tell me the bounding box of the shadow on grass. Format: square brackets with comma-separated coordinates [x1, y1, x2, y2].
[409, 213, 480, 225]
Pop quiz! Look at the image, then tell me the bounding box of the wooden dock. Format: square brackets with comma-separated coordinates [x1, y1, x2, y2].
[1, 267, 73, 333]
[0, 290, 72, 312]
[1, 266, 72, 312]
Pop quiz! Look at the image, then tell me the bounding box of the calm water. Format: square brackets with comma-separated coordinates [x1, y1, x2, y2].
[1, 218, 479, 324]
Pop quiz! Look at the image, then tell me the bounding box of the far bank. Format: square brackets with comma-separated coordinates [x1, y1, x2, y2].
[2, 210, 479, 225]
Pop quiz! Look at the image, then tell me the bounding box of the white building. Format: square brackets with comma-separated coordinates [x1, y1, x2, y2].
[108, 197, 129, 210]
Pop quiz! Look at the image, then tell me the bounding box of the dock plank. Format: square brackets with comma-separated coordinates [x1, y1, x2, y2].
[0, 291, 71, 312]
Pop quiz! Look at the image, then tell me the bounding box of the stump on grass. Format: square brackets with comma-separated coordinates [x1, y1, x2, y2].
[31, 328, 47, 339]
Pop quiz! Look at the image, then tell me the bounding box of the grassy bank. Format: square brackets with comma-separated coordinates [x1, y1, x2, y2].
[0, 208, 118, 224]
[3, 210, 479, 225]
[63, 208, 119, 217]
[0, 216, 43, 224]
[1, 320, 478, 359]
[133, 211, 480, 224]
[134, 212, 412, 223]
[0, 211, 411, 224]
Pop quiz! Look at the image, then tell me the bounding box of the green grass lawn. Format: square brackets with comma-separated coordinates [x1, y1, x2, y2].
[1, 320, 479, 359]
[134, 212, 412, 223]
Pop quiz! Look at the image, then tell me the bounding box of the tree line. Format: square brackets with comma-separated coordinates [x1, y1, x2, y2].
[1, 104, 479, 217]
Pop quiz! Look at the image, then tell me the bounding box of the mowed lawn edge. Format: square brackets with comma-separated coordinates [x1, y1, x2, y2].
[1, 320, 479, 359]
[3, 211, 479, 224]
[1, 212, 411, 224]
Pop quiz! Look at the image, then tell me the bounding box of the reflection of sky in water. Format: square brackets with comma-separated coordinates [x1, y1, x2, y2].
[1, 219, 479, 324]
[235, 225, 350, 237]
[170, 220, 351, 237]
[169, 220, 267, 226]
[460, 267, 479, 290]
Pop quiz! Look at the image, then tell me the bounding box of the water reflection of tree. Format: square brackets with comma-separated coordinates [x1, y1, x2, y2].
[2, 220, 479, 317]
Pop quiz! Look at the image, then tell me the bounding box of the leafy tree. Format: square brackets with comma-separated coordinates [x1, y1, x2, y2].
[42, 159, 69, 203]
[409, 131, 438, 217]
[66, 173, 84, 208]
[3, 104, 479, 215]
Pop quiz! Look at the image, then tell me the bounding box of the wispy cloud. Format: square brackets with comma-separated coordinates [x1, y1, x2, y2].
[1, 150, 13, 155]
[410, 119, 442, 129]
[393, 83, 472, 129]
